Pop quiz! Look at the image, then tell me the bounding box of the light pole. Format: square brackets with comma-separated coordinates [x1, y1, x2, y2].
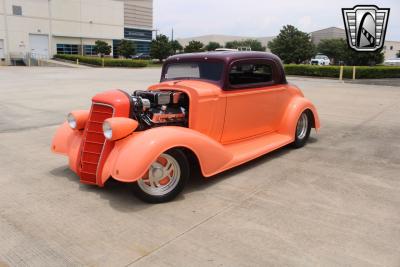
[3, 0, 10, 64]
[152, 28, 159, 39]
[48, 0, 53, 58]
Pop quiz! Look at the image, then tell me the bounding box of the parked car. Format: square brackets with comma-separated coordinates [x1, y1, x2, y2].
[52, 52, 320, 203]
[311, 54, 331, 65]
[383, 58, 400, 66]
[131, 53, 151, 60]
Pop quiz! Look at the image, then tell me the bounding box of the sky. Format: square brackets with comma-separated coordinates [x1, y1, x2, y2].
[154, 0, 400, 40]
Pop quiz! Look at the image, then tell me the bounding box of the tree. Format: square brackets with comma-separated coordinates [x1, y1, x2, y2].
[184, 40, 204, 53]
[94, 40, 111, 57]
[317, 38, 384, 65]
[317, 39, 347, 64]
[225, 39, 266, 51]
[205, 41, 222, 51]
[268, 25, 315, 64]
[150, 34, 172, 62]
[344, 48, 384, 66]
[117, 40, 136, 58]
[170, 40, 183, 54]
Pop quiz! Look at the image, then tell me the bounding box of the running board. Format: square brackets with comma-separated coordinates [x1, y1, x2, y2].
[221, 132, 293, 171]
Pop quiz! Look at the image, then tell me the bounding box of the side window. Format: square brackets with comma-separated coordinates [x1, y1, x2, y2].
[229, 62, 273, 86]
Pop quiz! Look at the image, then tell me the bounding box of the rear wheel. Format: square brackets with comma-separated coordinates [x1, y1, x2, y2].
[132, 149, 189, 203]
[292, 111, 312, 148]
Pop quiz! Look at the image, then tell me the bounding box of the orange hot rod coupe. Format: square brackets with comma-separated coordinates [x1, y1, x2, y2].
[52, 51, 320, 203]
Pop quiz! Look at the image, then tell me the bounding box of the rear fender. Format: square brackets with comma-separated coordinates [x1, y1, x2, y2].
[51, 122, 83, 173]
[278, 97, 320, 137]
[101, 127, 233, 184]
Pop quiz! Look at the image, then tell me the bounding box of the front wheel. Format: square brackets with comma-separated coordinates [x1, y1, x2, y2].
[132, 149, 189, 203]
[292, 111, 312, 148]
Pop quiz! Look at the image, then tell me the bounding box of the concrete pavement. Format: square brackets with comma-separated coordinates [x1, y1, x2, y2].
[344, 78, 400, 87]
[0, 67, 399, 266]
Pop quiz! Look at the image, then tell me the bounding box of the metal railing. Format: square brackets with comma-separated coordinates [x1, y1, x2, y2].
[8, 52, 49, 66]
[26, 52, 49, 66]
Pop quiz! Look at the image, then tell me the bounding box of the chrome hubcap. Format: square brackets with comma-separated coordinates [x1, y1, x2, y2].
[296, 113, 308, 139]
[137, 153, 181, 196]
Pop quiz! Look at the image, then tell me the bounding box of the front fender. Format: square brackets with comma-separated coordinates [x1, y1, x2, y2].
[51, 122, 83, 173]
[101, 127, 233, 184]
[278, 96, 320, 137]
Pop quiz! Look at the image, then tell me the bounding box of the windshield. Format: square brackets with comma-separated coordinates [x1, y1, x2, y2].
[163, 61, 224, 82]
[315, 55, 325, 59]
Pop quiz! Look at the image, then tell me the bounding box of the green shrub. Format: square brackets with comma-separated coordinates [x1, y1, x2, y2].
[354, 66, 400, 79]
[54, 54, 148, 68]
[284, 64, 400, 79]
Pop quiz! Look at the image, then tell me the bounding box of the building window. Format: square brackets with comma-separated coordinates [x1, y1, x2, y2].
[113, 40, 150, 58]
[57, 44, 79, 55]
[12, 5, 22, 16]
[84, 45, 96, 56]
[134, 41, 151, 54]
[390, 46, 393, 50]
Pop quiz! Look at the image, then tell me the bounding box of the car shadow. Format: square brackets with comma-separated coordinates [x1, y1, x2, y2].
[49, 144, 294, 211]
[49, 166, 149, 212]
[184, 145, 292, 193]
[308, 136, 318, 144]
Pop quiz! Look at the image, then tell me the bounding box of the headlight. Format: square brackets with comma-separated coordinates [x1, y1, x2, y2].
[67, 113, 77, 129]
[102, 118, 138, 141]
[66, 110, 89, 130]
[103, 121, 113, 140]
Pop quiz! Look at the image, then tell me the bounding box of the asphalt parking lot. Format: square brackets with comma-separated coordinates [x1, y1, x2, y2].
[0, 66, 400, 267]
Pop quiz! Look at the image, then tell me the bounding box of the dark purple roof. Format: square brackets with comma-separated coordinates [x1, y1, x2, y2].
[162, 51, 287, 88]
[165, 51, 283, 65]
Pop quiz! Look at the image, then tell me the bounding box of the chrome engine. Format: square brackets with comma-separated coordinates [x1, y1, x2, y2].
[131, 90, 189, 130]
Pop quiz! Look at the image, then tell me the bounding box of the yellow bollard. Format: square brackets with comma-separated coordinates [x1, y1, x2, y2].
[339, 65, 344, 81]
[76, 58, 79, 65]
[352, 66, 356, 80]
[102, 58, 105, 67]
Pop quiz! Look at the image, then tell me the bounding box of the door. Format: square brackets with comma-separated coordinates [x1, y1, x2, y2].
[221, 60, 289, 143]
[29, 34, 49, 59]
[0, 40, 4, 59]
[222, 86, 288, 143]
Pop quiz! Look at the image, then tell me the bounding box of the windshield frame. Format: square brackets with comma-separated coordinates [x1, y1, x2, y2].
[160, 59, 226, 86]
